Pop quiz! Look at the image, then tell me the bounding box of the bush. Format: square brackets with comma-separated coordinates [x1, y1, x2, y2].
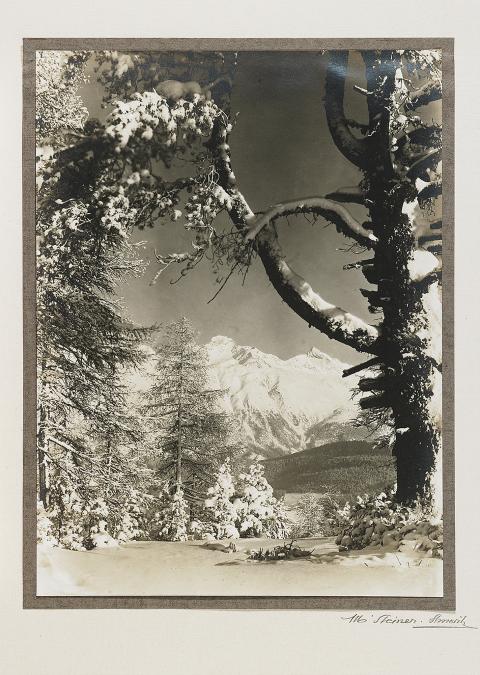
[248, 540, 314, 561]
[37, 500, 58, 547]
[113, 489, 149, 543]
[47, 477, 88, 550]
[203, 460, 291, 540]
[233, 461, 291, 538]
[333, 485, 443, 557]
[204, 459, 240, 539]
[150, 487, 189, 541]
[292, 492, 341, 538]
[40, 470, 154, 550]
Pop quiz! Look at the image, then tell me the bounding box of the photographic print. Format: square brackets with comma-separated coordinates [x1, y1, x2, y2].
[26, 41, 452, 605]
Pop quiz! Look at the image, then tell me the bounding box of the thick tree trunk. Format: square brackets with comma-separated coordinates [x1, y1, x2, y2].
[210, 51, 442, 509]
[360, 51, 442, 509]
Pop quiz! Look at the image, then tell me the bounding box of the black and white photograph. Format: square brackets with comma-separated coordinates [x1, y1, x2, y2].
[32, 44, 447, 599]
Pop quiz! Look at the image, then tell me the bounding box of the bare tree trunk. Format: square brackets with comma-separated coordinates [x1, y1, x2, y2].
[175, 350, 184, 489]
[104, 440, 113, 499]
[37, 402, 49, 507]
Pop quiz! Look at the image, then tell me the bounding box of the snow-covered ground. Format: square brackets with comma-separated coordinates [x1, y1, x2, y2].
[37, 537, 442, 597]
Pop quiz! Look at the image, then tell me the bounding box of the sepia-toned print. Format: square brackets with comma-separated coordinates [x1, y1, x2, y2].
[30, 44, 450, 603]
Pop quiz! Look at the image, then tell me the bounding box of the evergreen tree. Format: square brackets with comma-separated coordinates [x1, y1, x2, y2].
[36, 50, 89, 139]
[143, 317, 237, 509]
[234, 461, 290, 539]
[35, 49, 155, 547]
[152, 487, 189, 542]
[204, 459, 239, 539]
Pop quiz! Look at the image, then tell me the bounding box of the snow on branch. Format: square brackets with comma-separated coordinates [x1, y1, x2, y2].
[255, 226, 380, 353]
[207, 117, 380, 354]
[324, 51, 370, 170]
[408, 80, 442, 109]
[325, 185, 365, 204]
[244, 197, 377, 247]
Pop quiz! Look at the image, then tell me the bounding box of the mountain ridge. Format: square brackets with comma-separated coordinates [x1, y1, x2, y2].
[206, 335, 371, 459]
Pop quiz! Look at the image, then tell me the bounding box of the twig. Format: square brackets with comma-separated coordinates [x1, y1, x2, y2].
[206, 260, 240, 304]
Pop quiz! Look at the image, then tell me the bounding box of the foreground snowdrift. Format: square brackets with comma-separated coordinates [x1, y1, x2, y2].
[37, 537, 442, 597]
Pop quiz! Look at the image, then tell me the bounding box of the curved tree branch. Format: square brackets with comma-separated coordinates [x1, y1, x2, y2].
[244, 197, 377, 247]
[405, 148, 442, 180]
[255, 225, 380, 353]
[396, 125, 442, 153]
[324, 51, 370, 170]
[418, 180, 442, 203]
[207, 117, 380, 355]
[325, 185, 365, 204]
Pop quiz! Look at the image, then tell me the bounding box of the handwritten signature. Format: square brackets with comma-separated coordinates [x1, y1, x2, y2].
[341, 613, 478, 629]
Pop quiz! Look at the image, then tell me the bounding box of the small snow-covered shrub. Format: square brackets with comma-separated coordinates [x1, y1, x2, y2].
[204, 459, 240, 539]
[234, 461, 291, 539]
[116, 509, 142, 544]
[91, 532, 119, 548]
[334, 485, 443, 556]
[292, 492, 341, 538]
[82, 496, 110, 549]
[187, 519, 215, 540]
[37, 500, 58, 547]
[248, 540, 314, 562]
[41, 471, 152, 550]
[47, 476, 87, 550]
[152, 487, 189, 542]
[113, 489, 150, 543]
[269, 497, 291, 539]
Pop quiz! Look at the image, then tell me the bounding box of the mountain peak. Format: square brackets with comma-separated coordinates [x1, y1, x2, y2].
[209, 335, 236, 346]
[306, 347, 334, 361]
[205, 335, 365, 458]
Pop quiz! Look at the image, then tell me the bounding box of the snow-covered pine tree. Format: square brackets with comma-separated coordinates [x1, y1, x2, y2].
[234, 461, 290, 539]
[36, 50, 89, 139]
[143, 317, 237, 511]
[152, 486, 189, 542]
[81, 372, 157, 543]
[36, 500, 57, 547]
[36, 51, 155, 547]
[204, 458, 239, 539]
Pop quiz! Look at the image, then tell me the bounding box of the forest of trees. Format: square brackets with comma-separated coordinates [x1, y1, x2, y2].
[36, 47, 443, 549]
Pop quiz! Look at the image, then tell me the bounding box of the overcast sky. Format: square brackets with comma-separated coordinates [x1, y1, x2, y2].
[82, 51, 374, 364]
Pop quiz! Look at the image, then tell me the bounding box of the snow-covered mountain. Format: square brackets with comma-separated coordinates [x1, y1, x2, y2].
[206, 336, 368, 459]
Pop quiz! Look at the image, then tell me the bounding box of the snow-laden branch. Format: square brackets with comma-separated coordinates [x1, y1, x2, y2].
[207, 117, 380, 354]
[255, 226, 380, 353]
[418, 180, 442, 202]
[408, 81, 442, 109]
[324, 52, 370, 170]
[396, 125, 442, 153]
[46, 435, 83, 456]
[325, 185, 365, 204]
[46, 436, 106, 467]
[406, 148, 442, 180]
[244, 197, 377, 247]
[407, 249, 442, 283]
